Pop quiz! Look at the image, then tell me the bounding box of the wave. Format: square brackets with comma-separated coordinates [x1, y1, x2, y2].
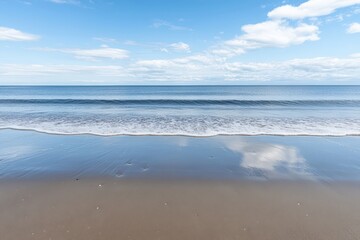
[2, 126, 360, 137]
[1, 99, 360, 106]
[1, 116, 360, 137]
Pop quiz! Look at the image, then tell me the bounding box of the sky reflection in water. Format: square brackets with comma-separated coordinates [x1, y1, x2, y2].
[1, 130, 360, 181]
[222, 138, 313, 180]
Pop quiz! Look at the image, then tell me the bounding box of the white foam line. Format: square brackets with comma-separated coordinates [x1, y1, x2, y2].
[1, 126, 359, 137]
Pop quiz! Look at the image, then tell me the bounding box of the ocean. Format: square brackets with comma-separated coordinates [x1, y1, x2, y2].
[1, 85, 360, 136]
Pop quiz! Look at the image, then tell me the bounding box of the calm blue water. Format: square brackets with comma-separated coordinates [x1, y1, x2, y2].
[0, 86, 360, 136]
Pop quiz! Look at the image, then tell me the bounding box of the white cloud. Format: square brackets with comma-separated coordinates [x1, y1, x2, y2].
[93, 37, 118, 43]
[69, 48, 129, 60]
[351, 53, 360, 57]
[0, 27, 39, 41]
[347, 22, 360, 33]
[213, 20, 319, 57]
[35, 47, 129, 60]
[0, 64, 126, 76]
[49, 0, 80, 4]
[268, 0, 360, 20]
[152, 20, 192, 31]
[226, 20, 319, 49]
[123, 40, 138, 46]
[169, 42, 191, 52]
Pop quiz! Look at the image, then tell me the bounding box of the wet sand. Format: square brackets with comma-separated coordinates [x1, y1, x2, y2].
[1, 179, 360, 240]
[1, 130, 360, 239]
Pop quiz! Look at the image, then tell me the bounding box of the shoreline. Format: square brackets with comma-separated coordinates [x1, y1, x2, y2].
[2, 127, 360, 138]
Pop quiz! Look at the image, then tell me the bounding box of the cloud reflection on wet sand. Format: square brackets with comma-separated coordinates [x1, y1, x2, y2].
[221, 138, 314, 180]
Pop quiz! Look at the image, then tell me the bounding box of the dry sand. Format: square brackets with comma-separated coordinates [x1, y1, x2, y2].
[1, 179, 360, 240]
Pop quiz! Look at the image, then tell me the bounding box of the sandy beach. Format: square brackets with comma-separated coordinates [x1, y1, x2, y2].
[1, 179, 360, 240]
[1, 130, 360, 240]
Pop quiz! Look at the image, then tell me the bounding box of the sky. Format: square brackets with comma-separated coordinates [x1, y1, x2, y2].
[0, 0, 360, 85]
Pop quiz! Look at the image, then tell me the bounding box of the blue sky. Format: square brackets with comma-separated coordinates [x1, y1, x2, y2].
[0, 0, 360, 85]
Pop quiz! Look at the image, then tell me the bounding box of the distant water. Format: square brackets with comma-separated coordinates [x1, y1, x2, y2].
[1, 86, 360, 136]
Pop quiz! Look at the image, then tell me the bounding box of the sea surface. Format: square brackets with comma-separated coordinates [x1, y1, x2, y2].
[0, 85, 360, 136]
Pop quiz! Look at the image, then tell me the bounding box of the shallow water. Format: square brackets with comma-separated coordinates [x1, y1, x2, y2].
[1, 130, 360, 181]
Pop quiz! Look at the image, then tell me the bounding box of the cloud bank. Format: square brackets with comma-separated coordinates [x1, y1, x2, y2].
[2, 55, 360, 83]
[35, 47, 129, 60]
